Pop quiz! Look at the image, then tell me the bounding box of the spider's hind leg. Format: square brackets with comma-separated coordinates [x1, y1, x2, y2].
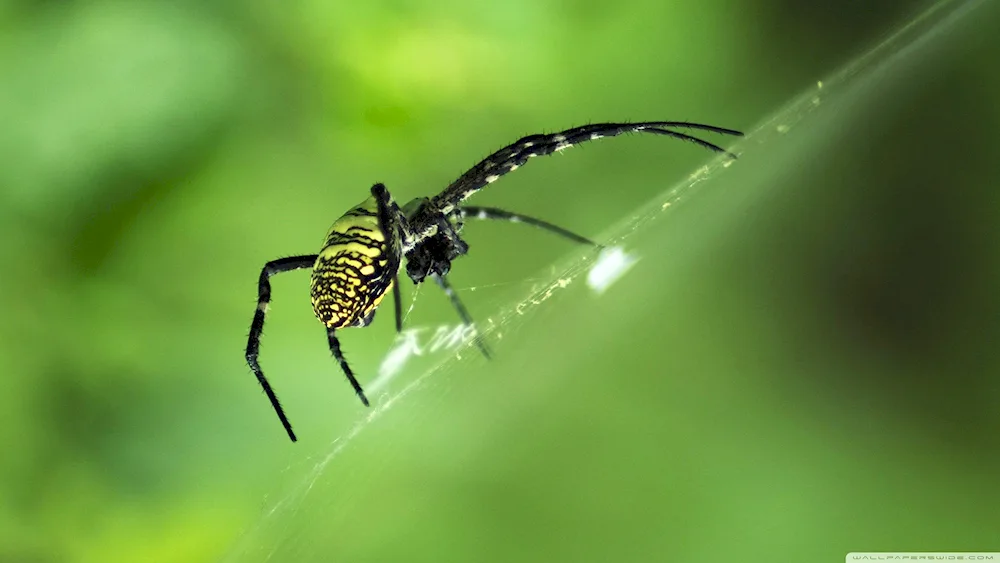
[327, 327, 370, 406]
[432, 273, 492, 360]
[246, 254, 319, 443]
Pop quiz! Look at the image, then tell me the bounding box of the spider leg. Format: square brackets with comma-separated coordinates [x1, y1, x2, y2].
[246, 254, 319, 442]
[459, 206, 602, 248]
[432, 273, 492, 360]
[327, 327, 370, 406]
[372, 183, 415, 249]
[392, 275, 403, 332]
[428, 121, 744, 216]
[370, 183, 409, 335]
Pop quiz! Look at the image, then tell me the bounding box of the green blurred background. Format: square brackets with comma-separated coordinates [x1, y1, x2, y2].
[2, 0, 999, 561]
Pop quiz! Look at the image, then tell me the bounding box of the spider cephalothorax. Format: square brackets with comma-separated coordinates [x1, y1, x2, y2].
[403, 200, 469, 283]
[245, 121, 743, 441]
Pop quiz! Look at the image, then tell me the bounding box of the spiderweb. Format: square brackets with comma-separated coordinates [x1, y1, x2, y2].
[221, 0, 986, 559]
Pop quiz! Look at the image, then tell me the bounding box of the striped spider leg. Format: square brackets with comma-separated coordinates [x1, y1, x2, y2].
[399, 121, 743, 358]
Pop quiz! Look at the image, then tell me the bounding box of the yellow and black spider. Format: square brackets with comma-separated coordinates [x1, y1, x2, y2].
[245, 121, 743, 441]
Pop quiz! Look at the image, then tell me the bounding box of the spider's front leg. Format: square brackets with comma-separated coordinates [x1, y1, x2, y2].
[432, 272, 492, 359]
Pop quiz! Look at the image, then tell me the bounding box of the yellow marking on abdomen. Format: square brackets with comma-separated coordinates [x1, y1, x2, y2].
[310, 193, 398, 329]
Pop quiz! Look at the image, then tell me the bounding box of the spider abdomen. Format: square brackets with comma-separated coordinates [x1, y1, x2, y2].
[310, 195, 398, 329]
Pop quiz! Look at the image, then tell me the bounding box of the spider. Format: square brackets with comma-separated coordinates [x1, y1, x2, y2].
[245, 120, 743, 441]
